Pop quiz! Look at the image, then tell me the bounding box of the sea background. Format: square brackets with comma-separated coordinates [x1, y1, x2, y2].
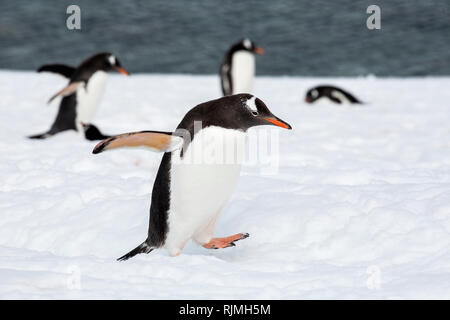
[0, 0, 449, 76]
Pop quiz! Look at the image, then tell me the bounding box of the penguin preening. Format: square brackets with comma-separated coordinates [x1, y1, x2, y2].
[92, 94, 291, 261]
[305, 85, 362, 104]
[220, 38, 264, 96]
[29, 52, 129, 140]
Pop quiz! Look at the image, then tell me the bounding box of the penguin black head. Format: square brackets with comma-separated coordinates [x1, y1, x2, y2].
[83, 52, 130, 76]
[230, 38, 265, 55]
[234, 94, 291, 130]
[178, 94, 291, 133]
[305, 87, 323, 103]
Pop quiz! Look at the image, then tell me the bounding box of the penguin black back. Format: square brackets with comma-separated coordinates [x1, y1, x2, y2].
[28, 94, 77, 139]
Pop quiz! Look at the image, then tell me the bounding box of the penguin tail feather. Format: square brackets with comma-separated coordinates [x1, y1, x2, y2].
[28, 132, 51, 139]
[117, 242, 154, 261]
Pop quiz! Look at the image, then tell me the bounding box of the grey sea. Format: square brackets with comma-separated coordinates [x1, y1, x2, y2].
[0, 0, 449, 76]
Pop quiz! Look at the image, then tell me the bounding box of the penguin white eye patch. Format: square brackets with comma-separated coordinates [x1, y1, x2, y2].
[108, 55, 116, 65]
[93, 131, 183, 154]
[245, 97, 258, 115]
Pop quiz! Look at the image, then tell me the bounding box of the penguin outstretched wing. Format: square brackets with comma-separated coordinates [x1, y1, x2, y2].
[37, 64, 76, 78]
[92, 131, 184, 154]
[47, 81, 85, 104]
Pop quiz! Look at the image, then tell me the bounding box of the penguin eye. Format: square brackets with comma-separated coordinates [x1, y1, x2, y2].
[251, 110, 258, 116]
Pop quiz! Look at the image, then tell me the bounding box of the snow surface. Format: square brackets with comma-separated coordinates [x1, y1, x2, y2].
[1, 70, 450, 299]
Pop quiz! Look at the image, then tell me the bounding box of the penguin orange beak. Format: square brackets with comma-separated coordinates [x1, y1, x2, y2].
[115, 67, 130, 76]
[264, 117, 292, 129]
[254, 47, 265, 55]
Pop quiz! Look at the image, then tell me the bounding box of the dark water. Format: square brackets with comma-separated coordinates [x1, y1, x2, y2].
[0, 0, 449, 76]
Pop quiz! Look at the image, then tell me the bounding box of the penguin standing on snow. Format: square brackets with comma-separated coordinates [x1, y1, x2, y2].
[92, 94, 291, 260]
[29, 52, 129, 140]
[220, 39, 264, 96]
[305, 85, 362, 104]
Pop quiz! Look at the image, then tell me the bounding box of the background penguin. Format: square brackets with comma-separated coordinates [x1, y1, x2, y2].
[220, 39, 264, 96]
[305, 85, 362, 104]
[29, 52, 129, 140]
[92, 94, 291, 260]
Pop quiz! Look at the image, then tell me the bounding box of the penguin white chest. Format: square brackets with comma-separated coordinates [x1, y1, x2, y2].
[75, 71, 108, 130]
[231, 51, 255, 94]
[166, 127, 246, 249]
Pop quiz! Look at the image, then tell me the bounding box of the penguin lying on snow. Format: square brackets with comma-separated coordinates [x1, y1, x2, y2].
[220, 38, 264, 96]
[305, 85, 362, 104]
[93, 94, 291, 260]
[29, 52, 129, 140]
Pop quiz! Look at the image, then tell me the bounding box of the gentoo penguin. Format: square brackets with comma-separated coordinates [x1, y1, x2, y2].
[305, 85, 362, 104]
[92, 94, 291, 260]
[220, 38, 264, 96]
[29, 52, 129, 140]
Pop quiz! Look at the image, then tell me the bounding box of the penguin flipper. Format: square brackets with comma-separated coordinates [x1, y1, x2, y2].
[48, 81, 84, 104]
[92, 131, 184, 154]
[117, 242, 154, 261]
[328, 96, 342, 104]
[37, 64, 75, 78]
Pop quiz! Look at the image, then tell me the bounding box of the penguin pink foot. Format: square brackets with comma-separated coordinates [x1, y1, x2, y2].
[202, 233, 249, 249]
